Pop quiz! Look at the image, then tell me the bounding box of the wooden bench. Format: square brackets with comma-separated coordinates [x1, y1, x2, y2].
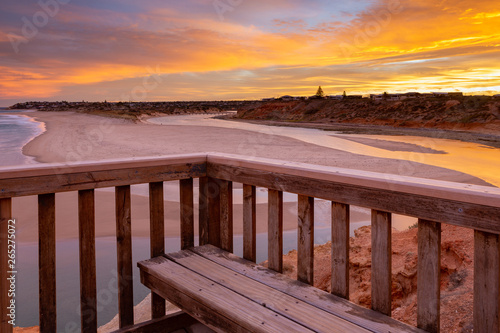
[138, 245, 425, 333]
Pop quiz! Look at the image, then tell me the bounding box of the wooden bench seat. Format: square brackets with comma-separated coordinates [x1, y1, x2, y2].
[138, 245, 425, 333]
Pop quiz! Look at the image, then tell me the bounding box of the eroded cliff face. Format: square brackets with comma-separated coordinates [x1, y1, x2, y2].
[275, 224, 474, 332]
[238, 98, 500, 134]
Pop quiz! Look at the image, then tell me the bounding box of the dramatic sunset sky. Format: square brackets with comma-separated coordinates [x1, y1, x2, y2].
[1, 0, 499, 106]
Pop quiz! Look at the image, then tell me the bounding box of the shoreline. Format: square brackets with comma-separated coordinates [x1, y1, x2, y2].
[8, 110, 497, 244]
[225, 117, 500, 148]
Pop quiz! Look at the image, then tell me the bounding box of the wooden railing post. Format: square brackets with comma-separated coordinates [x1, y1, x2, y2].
[149, 182, 166, 319]
[207, 177, 221, 248]
[220, 180, 233, 253]
[331, 202, 350, 299]
[115, 186, 134, 328]
[0, 198, 13, 333]
[198, 177, 209, 246]
[371, 209, 392, 316]
[268, 189, 283, 273]
[78, 189, 97, 332]
[474, 230, 500, 332]
[180, 178, 194, 249]
[298, 195, 314, 285]
[417, 219, 441, 333]
[39, 193, 57, 333]
[243, 185, 256, 262]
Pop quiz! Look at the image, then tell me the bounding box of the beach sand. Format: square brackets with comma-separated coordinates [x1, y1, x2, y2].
[12, 111, 492, 242]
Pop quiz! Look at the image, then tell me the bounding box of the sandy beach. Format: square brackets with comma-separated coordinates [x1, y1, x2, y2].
[11, 111, 493, 242]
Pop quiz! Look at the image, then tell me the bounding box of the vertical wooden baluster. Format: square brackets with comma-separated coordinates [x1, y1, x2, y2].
[39, 194, 57, 333]
[331, 202, 350, 299]
[417, 219, 441, 333]
[0, 198, 13, 333]
[371, 209, 392, 316]
[243, 185, 256, 262]
[474, 230, 500, 332]
[115, 186, 134, 328]
[268, 189, 283, 273]
[207, 177, 221, 248]
[149, 182, 165, 319]
[298, 195, 314, 285]
[180, 178, 194, 249]
[220, 180, 233, 253]
[78, 189, 97, 332]
[198, 177, 209, 246]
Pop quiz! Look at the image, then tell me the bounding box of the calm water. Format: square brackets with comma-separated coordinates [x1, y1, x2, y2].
[4, 112, 499, 330]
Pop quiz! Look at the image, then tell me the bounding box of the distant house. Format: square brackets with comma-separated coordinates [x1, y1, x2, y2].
[404, 92, 420, 99]
[278, 95, 295, 101]
[370, 94, 383, 101]
[432, 92, 449, 98]
[329, 95, 344, 100]
[345, 95, 363, 99]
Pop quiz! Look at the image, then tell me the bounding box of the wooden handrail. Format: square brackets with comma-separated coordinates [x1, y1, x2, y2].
[1, 153, 499, 332]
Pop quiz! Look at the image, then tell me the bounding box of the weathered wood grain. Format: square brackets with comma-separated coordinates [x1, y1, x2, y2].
[198, 177, 209, 246]
[115, 186, 134, 328]
[139, 256, 316, 333]
[207, 177, 221, 248]
[192, 245, 425, 333]
[78, 189, 97, 332]
[38, 193, 57, 333]
[297, 195, 314, 285]
[331, 202, 350, 299]
[417, 219, 441, 333]
[0, 162, 206, 199]
[371, 210, 392, 316]
[180, 178, 194, 250]
[207, 163, 500, 234]
[474, 230, 500, 332]
[0, 198, 13, 333]
[165, 250, 369, 332]
[220, 180, 233, 253]
[243, 184, 256, 262]
[268, 189, 283, 273]
[149, 182, 165, 319]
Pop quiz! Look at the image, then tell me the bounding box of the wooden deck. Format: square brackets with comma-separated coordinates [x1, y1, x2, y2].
[139, 245, 425, 333]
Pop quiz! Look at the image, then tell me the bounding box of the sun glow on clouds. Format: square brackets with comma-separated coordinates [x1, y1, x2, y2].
[0, 0, 499, 104]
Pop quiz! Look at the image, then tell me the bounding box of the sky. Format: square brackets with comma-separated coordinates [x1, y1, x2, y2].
[1, 0, 500, 106]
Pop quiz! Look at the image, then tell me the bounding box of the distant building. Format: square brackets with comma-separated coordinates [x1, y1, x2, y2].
[345, 95, 363, 99]
[278, 95, 296, 101]
[370, 94, 383, 101]
[432, 92, 449, 98]
[329, 95, 344, 100]
[404, 92, 420, 99]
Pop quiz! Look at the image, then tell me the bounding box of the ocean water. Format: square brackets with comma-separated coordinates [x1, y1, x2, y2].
[0, 109, 44, 166]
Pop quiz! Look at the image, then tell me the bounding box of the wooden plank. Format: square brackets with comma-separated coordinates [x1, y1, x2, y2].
[268, 189, 283, 273]
[149, 182, 165, 319]
[207, 177, 221, 248]
[206, 153, 500, 207]
[297, 195, 314, 285]
[417, 219, 441, 333]
[331, 202, 350, 299]
[0, 198, 13, 333]
[0, 162, 206, 199]
[166, 250, 369, 332]
[198, 177, 209, 246]
[115, 186, 134, 328]
[192, 245, 425, 333]
[38, 193, 57, 333]
[474, 230, 500, 332]
[207, 163, 500, 234]
[139, 256, 316, 333]
[78, 189, 97, 332]
[109, 311, 197, 333]
[371, 210, 392, 316]
[180, 178, 194, 249]
[243, 184, 256, 262]
[220, 180, 233, 252]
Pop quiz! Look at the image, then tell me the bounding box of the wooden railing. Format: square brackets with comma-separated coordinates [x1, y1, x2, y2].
[1, 153, 499, 332]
